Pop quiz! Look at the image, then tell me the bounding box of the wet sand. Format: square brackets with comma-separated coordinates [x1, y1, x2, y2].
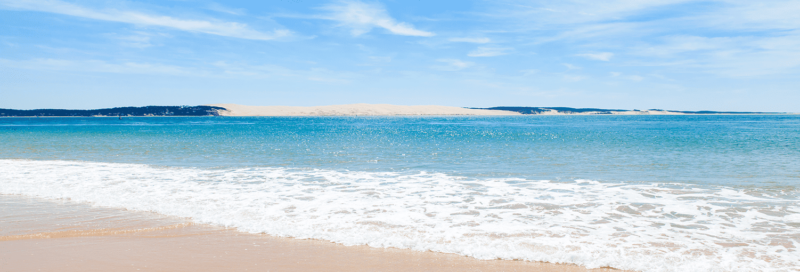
[1, 195, 625, 272]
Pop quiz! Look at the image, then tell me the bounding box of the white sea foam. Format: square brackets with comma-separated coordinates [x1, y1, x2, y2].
[1, 159, 797, 271]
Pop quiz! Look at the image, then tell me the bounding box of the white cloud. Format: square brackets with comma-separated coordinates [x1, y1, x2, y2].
[321, 0, 434, 37]
[577, 52, 614, 61]
[468, 47, 512, 57]
[563, 63, 581, 70]
[449, 37, 491, 43]
[0, 0, 289, 40]
[432, 59, 474, 71]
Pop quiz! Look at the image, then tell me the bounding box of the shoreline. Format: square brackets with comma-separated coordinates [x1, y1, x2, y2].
[0, 113, 793, 118]
[0, 194, 625, 272]
[208, 103, 522, 116]
[1, 103, 793, 117]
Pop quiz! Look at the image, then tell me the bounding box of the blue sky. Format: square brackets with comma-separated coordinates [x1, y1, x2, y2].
[1, 0, 798, 111]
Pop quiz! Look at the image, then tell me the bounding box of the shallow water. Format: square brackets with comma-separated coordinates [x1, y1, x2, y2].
[1, 115, 798, 271]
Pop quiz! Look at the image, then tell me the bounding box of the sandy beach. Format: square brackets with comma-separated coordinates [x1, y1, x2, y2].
[208, 103, 521, 116]
[1, 226, 624, 272]
[0, 195, 623, 272]
[206, 104, 709, 116]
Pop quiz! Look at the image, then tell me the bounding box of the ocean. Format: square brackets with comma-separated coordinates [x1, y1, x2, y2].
[1, 115, 798, 271]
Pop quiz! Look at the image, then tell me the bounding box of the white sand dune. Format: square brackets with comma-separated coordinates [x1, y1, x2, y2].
[208, 104, 520, 116]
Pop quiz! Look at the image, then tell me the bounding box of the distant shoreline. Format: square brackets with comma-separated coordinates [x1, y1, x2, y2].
[0, 104, 791, 117]
[0, 105, 224, 117]
[1, 113, 794, 118]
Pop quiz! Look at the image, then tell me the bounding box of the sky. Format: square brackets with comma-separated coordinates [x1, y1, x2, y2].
[1, 0, 799, 111]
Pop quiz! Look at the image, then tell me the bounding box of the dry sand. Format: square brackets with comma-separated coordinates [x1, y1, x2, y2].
[1, 225, 625, 272]
[1, 195, 626, 272]
[208, 103, 521, 116]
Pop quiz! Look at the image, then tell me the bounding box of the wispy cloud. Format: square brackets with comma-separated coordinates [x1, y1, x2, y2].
[0, 0, 289, 40]
[632, 33, 800, 76]
[487, 0, 693, 26]
[0, 58, 356, 83]
[368, 56, 393, 62]
[704, 1, 800, 31]
[205, 3, 245, 16]
[116, 33, 153, 48]
[0, 58, 206, 76]
[562, 74, 585, 81]
[483, 0, 800, 77]
[110, 31, 169, 48]
[628, 75, 644, 81]
[320, 0, 434, 37]
[432, 59, 474, 71]
[449, 37, 491, 43]
[468, 47, 512, 57]
[563, 63, 581, 70]
[213, 61, 354, 83]
[633, 35, 734, 56]
[577, 52, 614, 61]
[610, 72, 644, 81]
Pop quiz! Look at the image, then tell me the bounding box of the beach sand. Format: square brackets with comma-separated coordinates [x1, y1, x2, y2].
[208, 103, 521, 116]
[1, 195, 624, 272]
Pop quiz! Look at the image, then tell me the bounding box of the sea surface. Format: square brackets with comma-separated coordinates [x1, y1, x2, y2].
[1, 115, 798, 271]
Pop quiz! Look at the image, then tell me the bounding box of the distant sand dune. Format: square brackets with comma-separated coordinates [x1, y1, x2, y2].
[208, 103, 520, 116]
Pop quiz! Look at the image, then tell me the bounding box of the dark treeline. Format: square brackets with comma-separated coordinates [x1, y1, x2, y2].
[0, 106, 226, 117]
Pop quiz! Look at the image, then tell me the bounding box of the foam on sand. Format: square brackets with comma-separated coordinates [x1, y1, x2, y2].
[0, 194, 619, 272]
[207, 103, 520, 116]
[2, 160, 797, 272]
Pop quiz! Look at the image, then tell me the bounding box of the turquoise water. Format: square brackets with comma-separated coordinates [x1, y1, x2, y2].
[2, 115, 799, 271]
[2, 115, 799, 186]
